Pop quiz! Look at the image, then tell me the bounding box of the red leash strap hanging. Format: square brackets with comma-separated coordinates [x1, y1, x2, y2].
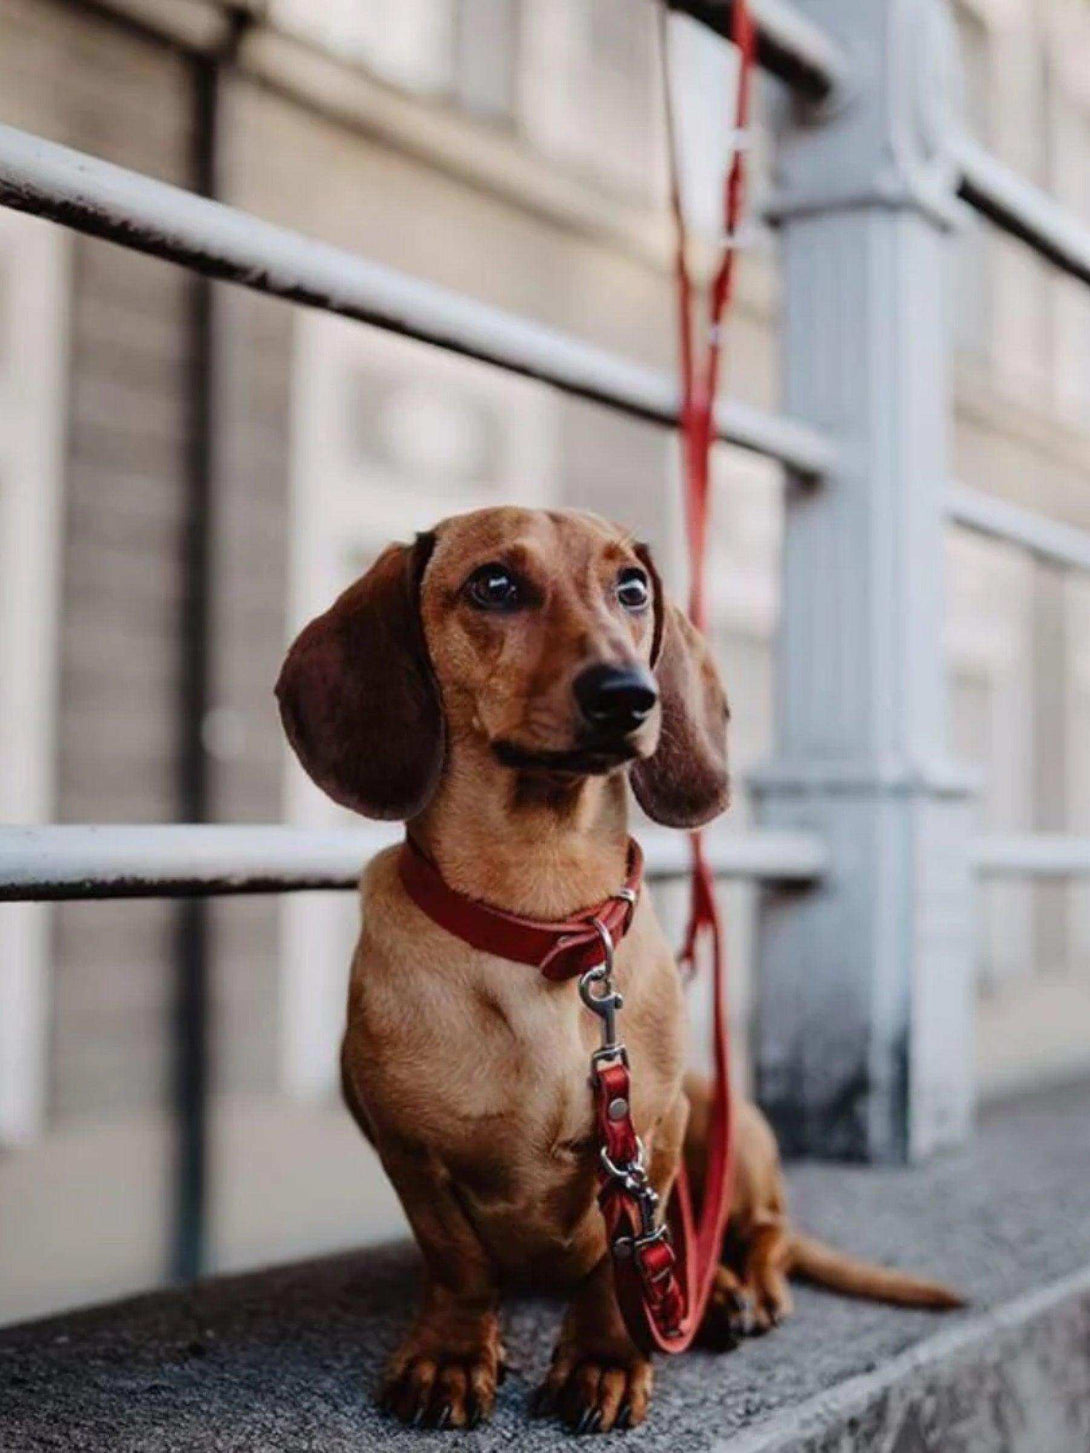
[594, 0, 757, 1355]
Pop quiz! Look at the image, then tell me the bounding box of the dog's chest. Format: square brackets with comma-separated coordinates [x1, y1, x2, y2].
[435, 956, 669, 1179]
[435, 972, 611, 1241]
[457, 964, 601, 1146]
[352, 944, 597, 1140]
[349, 906, 683, 1259]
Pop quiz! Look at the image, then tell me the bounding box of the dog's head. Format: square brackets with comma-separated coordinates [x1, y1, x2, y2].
[276, 507, 729, 828]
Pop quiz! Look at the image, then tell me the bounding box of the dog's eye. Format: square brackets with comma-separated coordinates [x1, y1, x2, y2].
[466, 564, 522, 612]
[616, 568, 650, 613]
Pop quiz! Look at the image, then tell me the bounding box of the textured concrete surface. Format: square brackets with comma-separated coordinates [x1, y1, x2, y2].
[721, 1265, 1090, 1453]
[2, 1082, 1089, 1452]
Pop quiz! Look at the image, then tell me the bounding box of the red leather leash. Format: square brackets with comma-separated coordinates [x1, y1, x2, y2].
[399, 6, 755, 1355]
[593, 0, 759, 1355]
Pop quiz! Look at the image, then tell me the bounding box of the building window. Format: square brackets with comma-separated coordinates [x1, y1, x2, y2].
[519, 0, 659, 201]
[268, 0, 457, 95]
[268, 0, 521, 118]
[455, 0, 521, 121]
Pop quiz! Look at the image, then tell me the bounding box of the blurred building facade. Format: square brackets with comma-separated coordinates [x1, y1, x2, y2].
[1, 0, 1090, 1322]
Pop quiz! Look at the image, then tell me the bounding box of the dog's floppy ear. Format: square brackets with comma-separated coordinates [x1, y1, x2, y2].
[630, 544, 730, 829]
[276, 533, 444, 820]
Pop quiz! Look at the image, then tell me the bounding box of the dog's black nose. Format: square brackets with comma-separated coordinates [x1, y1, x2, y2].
[574, 664, 658, 734]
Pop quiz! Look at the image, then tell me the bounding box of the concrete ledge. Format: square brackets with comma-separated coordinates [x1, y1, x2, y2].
[722, 1266, 1090, 1453]
[3, 1083, 1090, 1451]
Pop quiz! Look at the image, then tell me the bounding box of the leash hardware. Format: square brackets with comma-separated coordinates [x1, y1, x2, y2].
[579, 920, 625, 1058]
[611, 1221, 672, 1263]
[590, 1043, 629, 1072]
[599, 1137, 648, 1188]
[599, 1140, 662, 1242]
[610, 884, 639, 933]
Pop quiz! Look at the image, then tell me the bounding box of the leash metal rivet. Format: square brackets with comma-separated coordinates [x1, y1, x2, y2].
[607, 1096, 629, 1122]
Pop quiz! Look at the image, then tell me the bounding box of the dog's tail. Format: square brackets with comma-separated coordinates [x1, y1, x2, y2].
[788, 1233, 965, 1310]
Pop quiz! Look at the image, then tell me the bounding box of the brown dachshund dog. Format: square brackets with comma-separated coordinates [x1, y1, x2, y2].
[277, 506, 960, 1435]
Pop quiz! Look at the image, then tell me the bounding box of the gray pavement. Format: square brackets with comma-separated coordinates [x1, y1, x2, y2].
[2, 1081, 1090, 1451]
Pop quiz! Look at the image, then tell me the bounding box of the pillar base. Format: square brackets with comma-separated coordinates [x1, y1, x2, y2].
[752, 760, 976, 1163]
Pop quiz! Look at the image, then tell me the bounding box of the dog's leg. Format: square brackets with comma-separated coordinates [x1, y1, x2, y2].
[701, 1218, 794, 1348]
[744, 1221, 794, 1330]
[683, 1076, 796, 1346]
[375, 1139, 504, 1430]
[534, 1092, 688, 1434]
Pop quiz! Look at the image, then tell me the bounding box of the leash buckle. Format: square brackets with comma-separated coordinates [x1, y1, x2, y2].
[612, 1220, 672, 1262]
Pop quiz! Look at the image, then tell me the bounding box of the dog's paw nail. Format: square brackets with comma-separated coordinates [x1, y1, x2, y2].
[410, 1404, 426, 1429]
[435, 1403, 452, 1431]
[617, 1402, 632, 1431]
[573, 1406, 596, 1435]
[467, 1404, 483, 1429]
[587, 1409, 603, 1434]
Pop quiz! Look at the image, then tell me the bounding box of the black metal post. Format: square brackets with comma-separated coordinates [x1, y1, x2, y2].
[172, 47, 219, 1286]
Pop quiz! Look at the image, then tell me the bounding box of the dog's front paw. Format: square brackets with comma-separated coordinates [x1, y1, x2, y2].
[532, 1341, 653, 1434]
[379, 1319, 505, 1430]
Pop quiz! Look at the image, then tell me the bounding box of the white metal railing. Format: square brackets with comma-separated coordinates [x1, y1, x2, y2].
[949, 486, 1090, 577]
[946, 493, 1090, 883]
[975, 835, 1090, 879]
[945, 130, 1090, 879]
[0, 110, 1089, 900]
[0, 124, 835, 479]
[0, 824, 830, 901]
[6, 823, 1090, 901]
[956, 135, 1090, 291]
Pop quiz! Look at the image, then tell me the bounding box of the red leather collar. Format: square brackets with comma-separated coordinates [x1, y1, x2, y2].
[398, 836, 643, 983]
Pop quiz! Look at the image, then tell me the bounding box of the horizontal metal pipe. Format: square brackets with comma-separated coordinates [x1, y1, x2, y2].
[0, 123, 836, 478]
[0, 824, 829, 901]
[948, 485, 1090, 576]
[956, 136, 1090, 291]
[974, 834, 1090, 879]
[12, 824, 1090, 893]
[668, 0, 848, 103]
[644, 825, 830, 881]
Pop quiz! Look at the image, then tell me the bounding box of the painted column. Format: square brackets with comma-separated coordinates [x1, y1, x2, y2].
[753, 0, 976, 1161]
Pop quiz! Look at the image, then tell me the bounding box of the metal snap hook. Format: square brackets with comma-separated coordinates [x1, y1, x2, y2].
[579, 918, 625, 1055]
